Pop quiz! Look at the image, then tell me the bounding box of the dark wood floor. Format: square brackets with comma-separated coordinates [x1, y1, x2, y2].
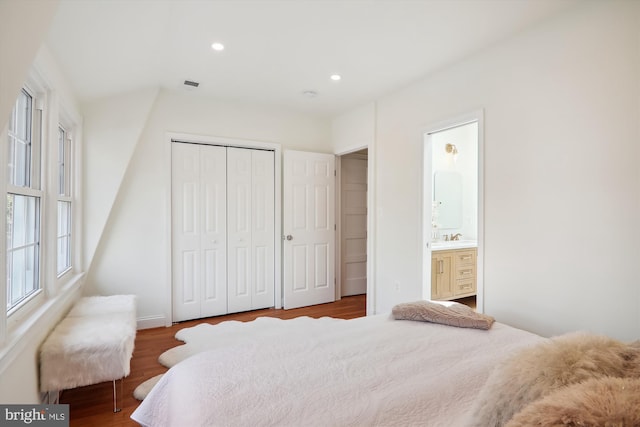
[60, 295, 367, 427]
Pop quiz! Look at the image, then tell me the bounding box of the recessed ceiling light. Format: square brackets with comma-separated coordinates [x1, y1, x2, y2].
[330, 74, 341, 81]
[211, 42, 225, 51]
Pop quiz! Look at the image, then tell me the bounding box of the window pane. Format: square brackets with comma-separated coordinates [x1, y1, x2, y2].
[8, 194, 38, 248]
[57, 201, 71, 274]
[7, 90, 32, 188]
[57, 201, 65, 235]
[58, 127, 65, 195]
[11, 194, 26, 248]
[9, 249, 24, 306]
[7, 135, 15, 184]
[57, 236, 70, 274]
[6, 194, 40, 310]
[25, 244, 38, 294]
[14, 140, 28, 187]
[16, 91, 31, 142]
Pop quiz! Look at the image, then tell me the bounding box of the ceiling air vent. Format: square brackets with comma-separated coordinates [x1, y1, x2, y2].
[184, 80, 200, 88]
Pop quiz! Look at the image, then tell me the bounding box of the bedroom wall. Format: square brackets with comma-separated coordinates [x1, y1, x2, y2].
[0, 1, 59, 132]
[82, 87, 159, 270]
[331, 102, 375, 154]
[83, 89, 331, 327]
[337, 0, 640, 340]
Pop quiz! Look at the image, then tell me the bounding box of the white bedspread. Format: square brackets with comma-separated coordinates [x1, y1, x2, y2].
[131, 314, 543, 427]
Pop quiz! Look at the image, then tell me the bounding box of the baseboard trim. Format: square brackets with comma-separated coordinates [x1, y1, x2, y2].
[137, 315, 166, 330]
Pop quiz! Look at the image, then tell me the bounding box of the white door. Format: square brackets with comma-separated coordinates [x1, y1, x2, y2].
[341, 156, 367, 296]
[250, 149, 275, 309]
[283, 150, 335, 309]
[172, 143, 227, 322]
[227, 147, 275, 312]
[227, 148, 251, 313]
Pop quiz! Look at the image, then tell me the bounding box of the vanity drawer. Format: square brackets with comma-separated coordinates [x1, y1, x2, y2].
[455, 266, 475, 280]
[455, 278, 476, 295]
[454, 250, 476, 266]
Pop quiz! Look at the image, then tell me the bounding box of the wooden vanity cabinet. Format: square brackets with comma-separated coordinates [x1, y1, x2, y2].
[431, 248, 477, 300]
[431, 252, 455, 300]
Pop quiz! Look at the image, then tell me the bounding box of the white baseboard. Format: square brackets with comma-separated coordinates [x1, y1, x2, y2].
[137, 315, 167, 330]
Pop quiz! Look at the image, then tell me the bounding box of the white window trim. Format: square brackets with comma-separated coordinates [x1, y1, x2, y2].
[0, 61, 84, 346]
[55, 125, 73, 278]
[5, 83, 45, 319]
[55, 106, 80, 286]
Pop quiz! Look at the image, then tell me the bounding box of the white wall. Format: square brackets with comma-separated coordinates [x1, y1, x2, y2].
[332, 102, 375, 154]
[0, 1, 59, 130]
[341, 1, 639, 340]
[84, 89, 331, 326]
[82, 88, 159, 270]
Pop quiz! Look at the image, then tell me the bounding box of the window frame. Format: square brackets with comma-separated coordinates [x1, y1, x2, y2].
[0, 55, 84, 363]
[6, 85, 45, 317]
[56, 124, 73, 277]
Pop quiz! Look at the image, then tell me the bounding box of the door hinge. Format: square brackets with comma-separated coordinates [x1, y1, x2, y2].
[334, 170, 336, 176]
[334, 224, 336, 230]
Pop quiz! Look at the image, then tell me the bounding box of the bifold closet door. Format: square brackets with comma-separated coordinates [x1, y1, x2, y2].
[172, 143, 228, 322]
[227, 147, 275, 313]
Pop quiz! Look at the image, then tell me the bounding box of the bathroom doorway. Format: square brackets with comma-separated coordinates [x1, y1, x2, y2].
[423, 112, 484, 312]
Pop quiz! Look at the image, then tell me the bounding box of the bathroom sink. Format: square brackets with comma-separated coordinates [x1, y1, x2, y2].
[431, 239, 477, 250]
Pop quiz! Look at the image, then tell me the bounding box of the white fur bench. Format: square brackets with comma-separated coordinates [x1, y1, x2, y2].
[39, 295, 136, 412]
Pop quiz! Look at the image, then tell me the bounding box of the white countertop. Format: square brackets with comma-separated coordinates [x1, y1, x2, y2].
[431, 240, 477, 251]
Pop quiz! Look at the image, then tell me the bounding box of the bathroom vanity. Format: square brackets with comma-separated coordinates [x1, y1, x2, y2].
[431, 241, 477, 300]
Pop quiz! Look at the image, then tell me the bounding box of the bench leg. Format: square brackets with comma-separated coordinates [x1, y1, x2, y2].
[113, 378, 123, 413]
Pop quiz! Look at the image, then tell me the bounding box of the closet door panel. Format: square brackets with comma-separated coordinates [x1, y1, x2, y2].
[227, 148, 253, 313]
[172, 143, 203, 322]
[200, 145, 228, 317]
[251, 150, 275, 309]
[174, 144, 275, 319]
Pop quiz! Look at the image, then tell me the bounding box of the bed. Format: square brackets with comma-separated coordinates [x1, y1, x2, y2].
[131, 301, 640, 427]
[131, 305, 544, 427]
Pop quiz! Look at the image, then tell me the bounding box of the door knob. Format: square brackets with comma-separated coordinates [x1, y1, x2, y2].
[285, 235, 293, 241]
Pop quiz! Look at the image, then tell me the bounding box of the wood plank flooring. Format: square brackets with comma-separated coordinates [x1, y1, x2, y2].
[60, 295, 366, 427]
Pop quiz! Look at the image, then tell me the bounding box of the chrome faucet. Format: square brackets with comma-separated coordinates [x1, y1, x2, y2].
[450, 233, 462, 241]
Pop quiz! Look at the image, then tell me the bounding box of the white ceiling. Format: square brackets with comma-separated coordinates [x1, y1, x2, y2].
[46, 0, 579, 118]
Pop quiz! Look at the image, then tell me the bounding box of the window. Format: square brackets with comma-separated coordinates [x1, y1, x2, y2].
[6, 89, 42, 313]
[57, 126, 72, 275]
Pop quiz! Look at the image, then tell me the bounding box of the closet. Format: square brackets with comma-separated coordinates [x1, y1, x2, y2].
[171, 142, 275, 322]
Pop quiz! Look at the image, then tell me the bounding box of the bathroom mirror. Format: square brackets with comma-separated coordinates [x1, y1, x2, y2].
[433, 170, 462, 229]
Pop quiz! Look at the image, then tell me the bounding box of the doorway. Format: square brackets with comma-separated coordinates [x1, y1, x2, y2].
[423, 112, 484, 312]
[337, 149, 368, 299]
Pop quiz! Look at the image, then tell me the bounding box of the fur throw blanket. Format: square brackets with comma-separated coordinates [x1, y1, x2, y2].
[466, 332, 640, 427]
[506, 377, 640, 427]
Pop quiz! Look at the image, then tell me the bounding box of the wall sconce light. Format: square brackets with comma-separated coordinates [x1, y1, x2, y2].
[445, 143, 458, 161]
